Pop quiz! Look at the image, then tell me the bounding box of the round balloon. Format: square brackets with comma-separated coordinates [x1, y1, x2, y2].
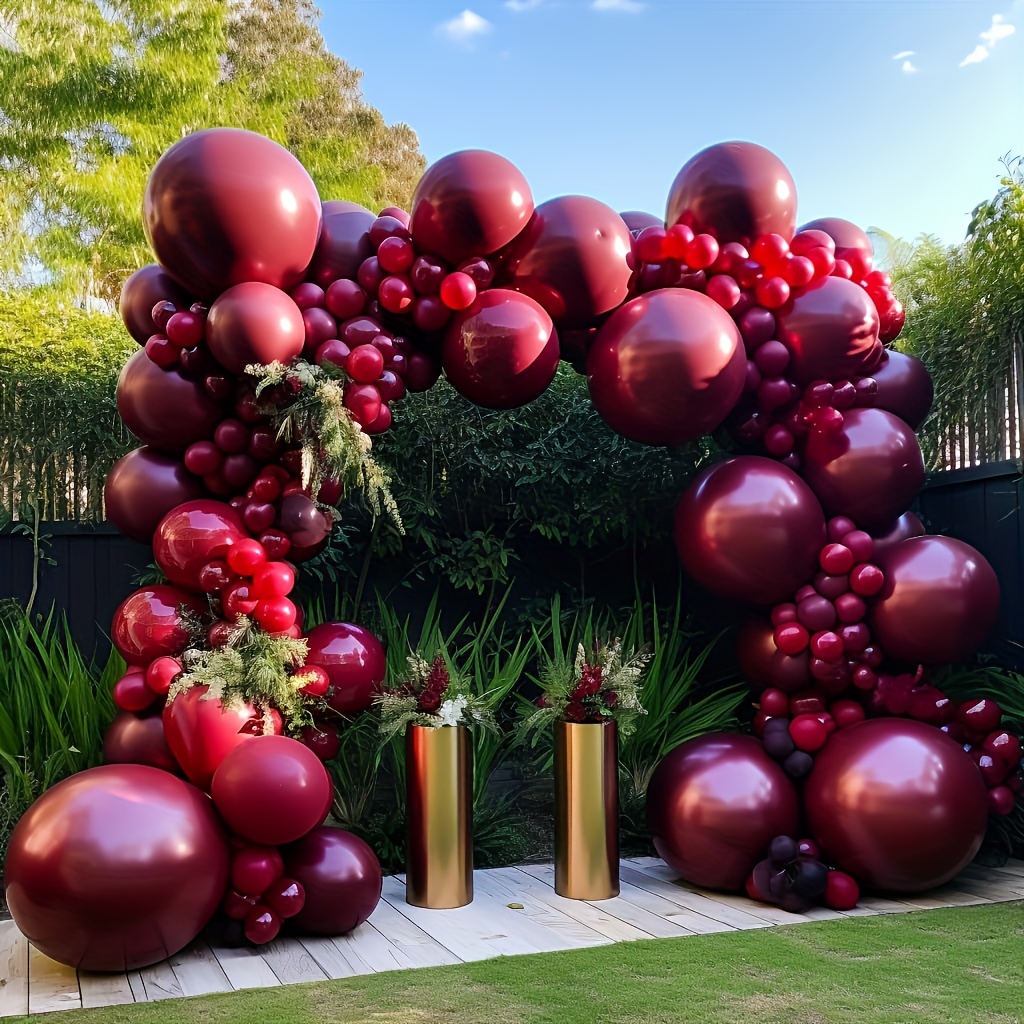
[103, 710, 180, 775]
[307, 201, 376, 288]
[868, 535, 1000, 664]
[143, 128, 322, 297]
[442, 289, 560, 409]
[111, 585, 202, 665]
[800, 408, 925, 532]
[674, 457, 826, 606]
[870, 510, 925, 560]
[620, 211, 663, 234]
[646, 733, 800, 891]
[3, 764, 228, 970]
[799, 217, 873, 278]
[305, 622, 386, 715]
[587, 289, 746, 445]
[665, 142, 797, 246]
[206, 282, 305, 375]
[119, 264, 192, 344]
[153, 499, 247, 591]
[277, 493, 333, 561]
[870, 351, 934, 430]
[410, 150, 534, 265]
[737, 617, 812, 693]
[284, 826, 382, 934]
[805, 719, 988, 892]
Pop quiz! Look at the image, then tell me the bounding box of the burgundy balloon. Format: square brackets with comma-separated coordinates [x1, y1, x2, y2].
[3, 765, 228, 970]
[116, 350, 224, 454]
[305, 622, 386, 715]
[775, 276, 883, 385]
[665, 141, 798, 246]
[103, 710, 180, 775]
[277, 493, 333, 561]
[868, 535, 1000, 664]
[646, 733, 800, 891]
[111, 585, 203, 665]
[284, 826, 382, 935]
[153, 499, 247, 591]
[620, 211, 663, 234]
[801, 408, 924, 532]
[104, 448, 205, 544]
[737, 617, 812, 692]
[498, 196, 633, 329]
[118, 264, 191, 344]
[805, 719, 988, 892]
[410, 150, 533, 265]
[870, 351, 934, 430]
[206, 282, 305, 375]
[307, 201, 376, 288]
[442, 289, 560, 409]
[674, 457, 827, 606]
[798, 217, 873, 273]
[870, 510, 926, 560]
[587, 289, 746, 445]
[143, 128, 322, 298]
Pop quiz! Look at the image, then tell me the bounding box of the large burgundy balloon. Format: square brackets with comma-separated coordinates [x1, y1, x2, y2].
[143, 128, 322, 298]
[104, 448, 205, 544]
[211, 735, 332, 846]
[442, 289, 560, 409]
[305, 622, 386, 715]
[498, 196, 633, 329]
[307, 201, 376, 288]
[620, 211, 663, 234]
[206, 282, 305, 375]
[674, 457, 827, 606]
[410, 150, 533, 266]
[646, 733, 800, 891]
[665, 142, 797, 246]
[587, 289, 746, 445]
[103, 710, 180, 775]
[870, 510, 925, 560]
[775, 277, 884, 385]
[111, 585, 202, 665]
[116, 350, 224, 454]
[737, 617, 812, 693]
[118, 264, 192, 344]
[801, 408, 924, 532]
[799, 217, 873, 275]
[805, 719, 988, 892]
[870, 351, 934, 430]
[284, 826, 382, 935]
[3, 765, 228, 970]
[868, 535, 1000, 664]
[153, 499, 247, 591]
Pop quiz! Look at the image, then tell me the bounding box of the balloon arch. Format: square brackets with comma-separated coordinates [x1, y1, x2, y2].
[4, 130, 1022, 969]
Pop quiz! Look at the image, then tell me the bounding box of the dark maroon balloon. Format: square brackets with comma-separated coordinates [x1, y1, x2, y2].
[675, 457, 827, 606]
[206, 282, 305, 375]
[111, 585, 203, 665]
[620, 211, 663, 234]
[442, 289, 559, 409]
[143, 128, 322, 298]
[647, 733, 800, 891]
[118, 265, 192, 344]
[410, 150, 534, 265]
[587, 289, 745, 445]
[665, 142, 797, 246]
[116, 350, 224, 454]
[277, 493, 332, 561]
[284, 826, 382, 934]
[153, 499, 247, 591]
[805, 719, 988, 892]
[305, 622, 386, 715]
[737, 617, 812, 693]
[307, 201, 376, 289]
[104, 448, 206, 544]
[103, 710, 180, 774]
[870, 351, 934, 430]
[498, 196, 633, 329]
[801, 408, 924, 532]
[775, 277, 883, 385]
[868, 535, 1000, 664]
[870, 510, 925, 560]
[799, 217, 873, 275]
[3, 765, 228, 970]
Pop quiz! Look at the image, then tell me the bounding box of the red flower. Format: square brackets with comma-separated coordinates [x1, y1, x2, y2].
[602, 689, 618, 708]
[565, 701, 586, 722]
[535, 695, 551, 708]
[425, 656, 450, 696]
[580, 664, 603, 696]
[419, 691, 442, 713]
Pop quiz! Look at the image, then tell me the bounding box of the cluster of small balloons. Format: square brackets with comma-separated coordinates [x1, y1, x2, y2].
[747, 835, 860, 913]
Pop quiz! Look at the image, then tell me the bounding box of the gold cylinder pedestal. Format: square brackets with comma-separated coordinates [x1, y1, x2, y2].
[405, 723, 473, 908]
[554, 719, 619, 900]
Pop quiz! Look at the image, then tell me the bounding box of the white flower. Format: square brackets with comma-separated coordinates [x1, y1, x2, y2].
[438, 694, 468, 727]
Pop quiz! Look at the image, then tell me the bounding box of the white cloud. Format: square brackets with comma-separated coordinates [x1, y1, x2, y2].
[960, 43, 991, 66]
[505, 0, 543, 9]
[980, 13, 1016, 46]
[592, 0, 645, 12]
[892, 50, 915, 60]
[437, 9, 493, 44]
[901, 59, 918, 73]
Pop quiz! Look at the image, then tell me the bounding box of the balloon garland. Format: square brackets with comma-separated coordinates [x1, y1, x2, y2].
[4, 129, 1023, 969]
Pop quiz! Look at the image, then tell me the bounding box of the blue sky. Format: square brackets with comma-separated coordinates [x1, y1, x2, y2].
[320, 0, 1023, 245]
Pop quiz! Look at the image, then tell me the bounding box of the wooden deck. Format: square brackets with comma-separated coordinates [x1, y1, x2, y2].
[2, 856, 1022, 1017]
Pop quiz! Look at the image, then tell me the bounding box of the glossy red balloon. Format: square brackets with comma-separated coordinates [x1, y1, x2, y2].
[206, 282, 305, 375]
[805, 719, 988, 892]
[870, 351, 934, 430]
[305, 622, 386, 715]
[118, 264, 192, 344]
[799, 217, 873, 278]
[143, 128, 322, 298]
[620, 211, 663, 234]
[868, 535, 1000, 665]
[666, 142, 797, 246]
[111, 585, 202, 665]
[4, 765, 228, 970]
[307, 201, 376, 288]
[647, 733, 800, 891]
[104, 448, 205, 544]
[499, 196, 633, 329]
[675, 457, 827, 606]
[801, 408, 924, 533]
[775, 277, 884, 385]
[211, 735, 332, 846]
[277, 493, 333, 561]
[442, 289, 560, 409]
[116, 350, 224, 454]
[587, 289, 745, 445]
[737, 617, 812, 693]
[871, 510, 925, 560]
[410, 150, 533, 265]
[283, 826, 382, 934]
[154, 499, 247, 591]
[103, 711, 180, 774]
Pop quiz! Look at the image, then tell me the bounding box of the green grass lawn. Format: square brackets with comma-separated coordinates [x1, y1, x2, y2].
[13, 903, 1023, 1024]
